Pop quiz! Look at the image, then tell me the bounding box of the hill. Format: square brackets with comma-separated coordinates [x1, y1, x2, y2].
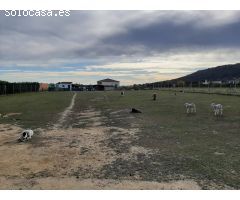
[174, 63, 240, 82]
[132, 63, 240, 89]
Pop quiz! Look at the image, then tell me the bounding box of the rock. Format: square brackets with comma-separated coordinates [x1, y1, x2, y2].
[214, 152, 225, 156]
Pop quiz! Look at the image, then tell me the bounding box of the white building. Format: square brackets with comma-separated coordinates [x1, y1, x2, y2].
[202, 80, 210, 85]
[211, 81, 222, 84]
[97, 78, 120, 90]
[56, 82, 72, 91]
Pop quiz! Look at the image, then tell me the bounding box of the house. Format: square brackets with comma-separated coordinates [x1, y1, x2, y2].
[56, 82, 72, 91]
[39, 83, 49, 92]
[211, 81, 222, 85]
[202, 80, 210, 85]
[97, 78, 120, 90]
[227, 79, 240, 84]
[72, 84, 82, 91]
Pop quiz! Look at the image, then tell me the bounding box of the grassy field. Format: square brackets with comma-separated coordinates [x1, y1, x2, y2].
[0, 92, 73, 129]
[72, 90, 240, 189]
[159, 87, 240, 96]
[0, 90, 240, 189]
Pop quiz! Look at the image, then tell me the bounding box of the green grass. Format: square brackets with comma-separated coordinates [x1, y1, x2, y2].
[72, 90, 240, 188]
[160, 87, 240, 96]
[0, 91, 74, 129]
[1, 90, 240, 188]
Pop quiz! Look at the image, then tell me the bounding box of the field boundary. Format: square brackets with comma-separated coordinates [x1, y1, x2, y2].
[157, 88, 240, 97]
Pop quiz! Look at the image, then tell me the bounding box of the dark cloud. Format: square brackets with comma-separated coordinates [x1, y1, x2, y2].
[1, 11, 240, 84]
[1, 11, 240, 61]
[101, 20, 240, 55]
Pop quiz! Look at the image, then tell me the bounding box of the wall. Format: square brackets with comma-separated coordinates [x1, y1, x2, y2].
[39, 83, 49, 91]
[101, 81, 119, 87]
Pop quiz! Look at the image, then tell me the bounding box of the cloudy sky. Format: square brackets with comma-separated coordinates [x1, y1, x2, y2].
[1, 10, 240, 85]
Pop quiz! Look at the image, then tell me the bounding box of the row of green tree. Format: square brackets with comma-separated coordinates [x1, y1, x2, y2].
[120, 81, 240, 90]
[0, 81, 40, 95]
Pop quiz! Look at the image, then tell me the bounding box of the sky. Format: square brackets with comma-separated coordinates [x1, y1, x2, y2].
[1, 10, 240, 85]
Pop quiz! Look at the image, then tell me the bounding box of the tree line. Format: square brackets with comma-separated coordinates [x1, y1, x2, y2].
[0, 81, 40, 95]
[119, 80, 240, 91]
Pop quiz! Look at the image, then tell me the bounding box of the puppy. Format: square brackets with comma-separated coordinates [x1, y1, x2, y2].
[18, 129, 34, 142]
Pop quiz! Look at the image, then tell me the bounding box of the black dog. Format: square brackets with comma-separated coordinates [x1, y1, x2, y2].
[131, 108, 142, 113]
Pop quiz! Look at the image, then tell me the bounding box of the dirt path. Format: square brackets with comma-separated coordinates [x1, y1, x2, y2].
[53, 92, 77, 129]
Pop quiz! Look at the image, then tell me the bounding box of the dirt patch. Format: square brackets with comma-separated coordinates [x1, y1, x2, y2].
[2, 113, 22, 118]
[0, 125, 114, 178]
[0, 124, 22, 145]
[110, 109, 130, 115]
[214, 152, 225, 156]
[0, 177, 200, 189]
[0, 105, 159, 189]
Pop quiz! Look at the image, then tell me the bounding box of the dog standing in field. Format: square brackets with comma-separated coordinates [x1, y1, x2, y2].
[211, 103, 223, 116]
[184, 103, 196, 114]
[121, 91, 125, 96]
[152, 93, 157, 101]
[18, 129, 34, 142]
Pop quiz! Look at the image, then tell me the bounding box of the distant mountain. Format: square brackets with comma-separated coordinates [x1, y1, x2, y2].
[174, 63, 240, 82]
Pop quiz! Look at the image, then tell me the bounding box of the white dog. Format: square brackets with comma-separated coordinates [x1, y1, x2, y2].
[184, 103, 196, 114]
[211, 103, 223, 116]
[19, 129, 34, 142]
